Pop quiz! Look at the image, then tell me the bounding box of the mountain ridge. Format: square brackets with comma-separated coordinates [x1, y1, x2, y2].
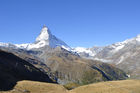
[75, 34, 140, 79]
[0, 25, 139, 79]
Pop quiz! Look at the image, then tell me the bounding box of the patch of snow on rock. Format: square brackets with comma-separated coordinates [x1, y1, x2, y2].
[116, 56, 124, 65]
[94, 57, 112, 63]
[73, 47, 95, 56]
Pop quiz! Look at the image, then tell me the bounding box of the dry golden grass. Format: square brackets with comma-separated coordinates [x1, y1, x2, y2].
[0, 80, 68, 93]
[0, 80, 140, 93]
[70, 80, 140, 93]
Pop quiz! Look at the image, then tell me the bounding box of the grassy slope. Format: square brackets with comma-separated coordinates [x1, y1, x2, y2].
[1, 80, 140, 93]
[0, 80, 68, 93]
[70, 80, 140, 93]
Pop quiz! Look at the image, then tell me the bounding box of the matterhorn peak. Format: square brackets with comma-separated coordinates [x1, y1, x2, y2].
[136, 34, 140, 38]
[36, 25, 52, 42]
[5, 25, 70, 50]
[135, 34, 140, 42]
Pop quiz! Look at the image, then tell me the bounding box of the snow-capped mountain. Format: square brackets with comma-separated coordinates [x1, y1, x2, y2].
[74, 34, 140, 61]
[74, 35, 140, 79]
[71, 47, 103, 58]
[0, 25, 140, 79]
[0, 25, 70, 50]
[16, 25, 70, 50]
[72, 47, 95, 56]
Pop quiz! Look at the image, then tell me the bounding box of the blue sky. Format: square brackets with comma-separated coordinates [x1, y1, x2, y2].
[0, 0, 140, 47]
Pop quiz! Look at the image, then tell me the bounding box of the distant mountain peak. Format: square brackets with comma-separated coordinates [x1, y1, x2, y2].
[135, 34, 140, 42]
[136, 34, 140, 38]
[36, 25, 51, 42]
[13, 25, 70, 50]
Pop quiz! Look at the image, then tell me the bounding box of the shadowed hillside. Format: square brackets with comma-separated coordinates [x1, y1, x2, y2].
[0, 50, 54, 91]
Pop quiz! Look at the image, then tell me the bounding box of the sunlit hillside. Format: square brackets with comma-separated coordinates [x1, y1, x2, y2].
[1, 80, 140, 93]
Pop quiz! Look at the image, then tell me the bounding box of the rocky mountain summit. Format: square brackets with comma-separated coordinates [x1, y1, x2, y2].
[16, 25, 70, 50]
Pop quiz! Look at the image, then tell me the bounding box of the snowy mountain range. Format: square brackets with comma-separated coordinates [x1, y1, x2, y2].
[0, 25, 70, 50]
[0, 25, 140, 79]
[73, 34, 140, 79]
[0, 25, 140, 63]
